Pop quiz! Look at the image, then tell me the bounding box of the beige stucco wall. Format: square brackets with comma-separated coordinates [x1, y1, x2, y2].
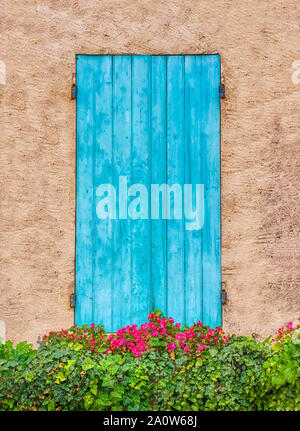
[0, 0, 299, 344]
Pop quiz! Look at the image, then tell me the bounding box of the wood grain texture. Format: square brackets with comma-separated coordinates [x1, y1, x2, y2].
[75, 55, 95, 326]
[93, 55, 113, 329]
[111, 56, 132, 330]
[184, 55, 203, 326]
[201, 56, 221, 328]
[76, 55, 221, 330]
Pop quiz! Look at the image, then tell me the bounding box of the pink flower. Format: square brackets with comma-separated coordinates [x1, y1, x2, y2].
[286, 322, 293, 330]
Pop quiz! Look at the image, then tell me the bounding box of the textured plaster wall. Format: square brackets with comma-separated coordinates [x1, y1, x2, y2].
[0, 0, 299, 344]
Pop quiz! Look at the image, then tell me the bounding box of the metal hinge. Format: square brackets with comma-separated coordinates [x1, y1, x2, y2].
[71, 73, 77, 99]
[71, 84, 77, 99]
[70, 293, 76, 308]
[221, 289, 227, 305]
[219, 83, 225, 99]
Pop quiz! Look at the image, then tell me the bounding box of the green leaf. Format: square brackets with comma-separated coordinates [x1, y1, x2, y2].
[102, 375, 115, 388]
[195, 358, 203, 367]
[54, 371, 67, 383]
[83, 392, 94, 409]
[82, 358, 96, 371]
[73, 343, 83, 352]
[47, 399, 56, 411]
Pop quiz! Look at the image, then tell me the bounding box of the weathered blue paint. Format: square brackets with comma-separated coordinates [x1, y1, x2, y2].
[76, 55, 221, 331]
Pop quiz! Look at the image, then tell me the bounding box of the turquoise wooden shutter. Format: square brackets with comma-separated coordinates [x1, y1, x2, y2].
[76, 55, 221, 331]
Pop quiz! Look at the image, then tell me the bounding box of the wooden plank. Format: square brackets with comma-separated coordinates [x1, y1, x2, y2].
[75, 55, 95, 326]
[150, 56, 167, 314]
[166, 56, 185, 323]
[184, 55, 203, 325]
[111, 55, 132, 331]
[92, 55, 113, 328]
[201, 55, 222, 328]
[130, 55, 151, 325]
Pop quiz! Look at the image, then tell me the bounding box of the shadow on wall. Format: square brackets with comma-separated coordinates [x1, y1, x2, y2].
[0, 321, 6, 344]
[0, 60, 6, 85]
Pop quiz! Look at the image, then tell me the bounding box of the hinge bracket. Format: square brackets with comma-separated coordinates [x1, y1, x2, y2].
[219, 83, 225, 99]
[71, 84, 77, 99]
[221, 289, 227, 305]
[70, 293, 76, 308]
[71, 72, 76, 99]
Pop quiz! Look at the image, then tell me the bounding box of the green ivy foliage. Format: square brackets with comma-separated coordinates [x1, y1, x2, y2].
[0, 332, 299, 411]
[246, 331, 300, 410]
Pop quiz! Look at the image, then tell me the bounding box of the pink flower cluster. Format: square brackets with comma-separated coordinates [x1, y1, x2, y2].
[41, 314, 300, 359]
[271, 318, 300, 344]
[42, 323, 106, 352]
[105, 323, 150, 357]
[42, 311, 230, 358]
[104, 313, 229, 358]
